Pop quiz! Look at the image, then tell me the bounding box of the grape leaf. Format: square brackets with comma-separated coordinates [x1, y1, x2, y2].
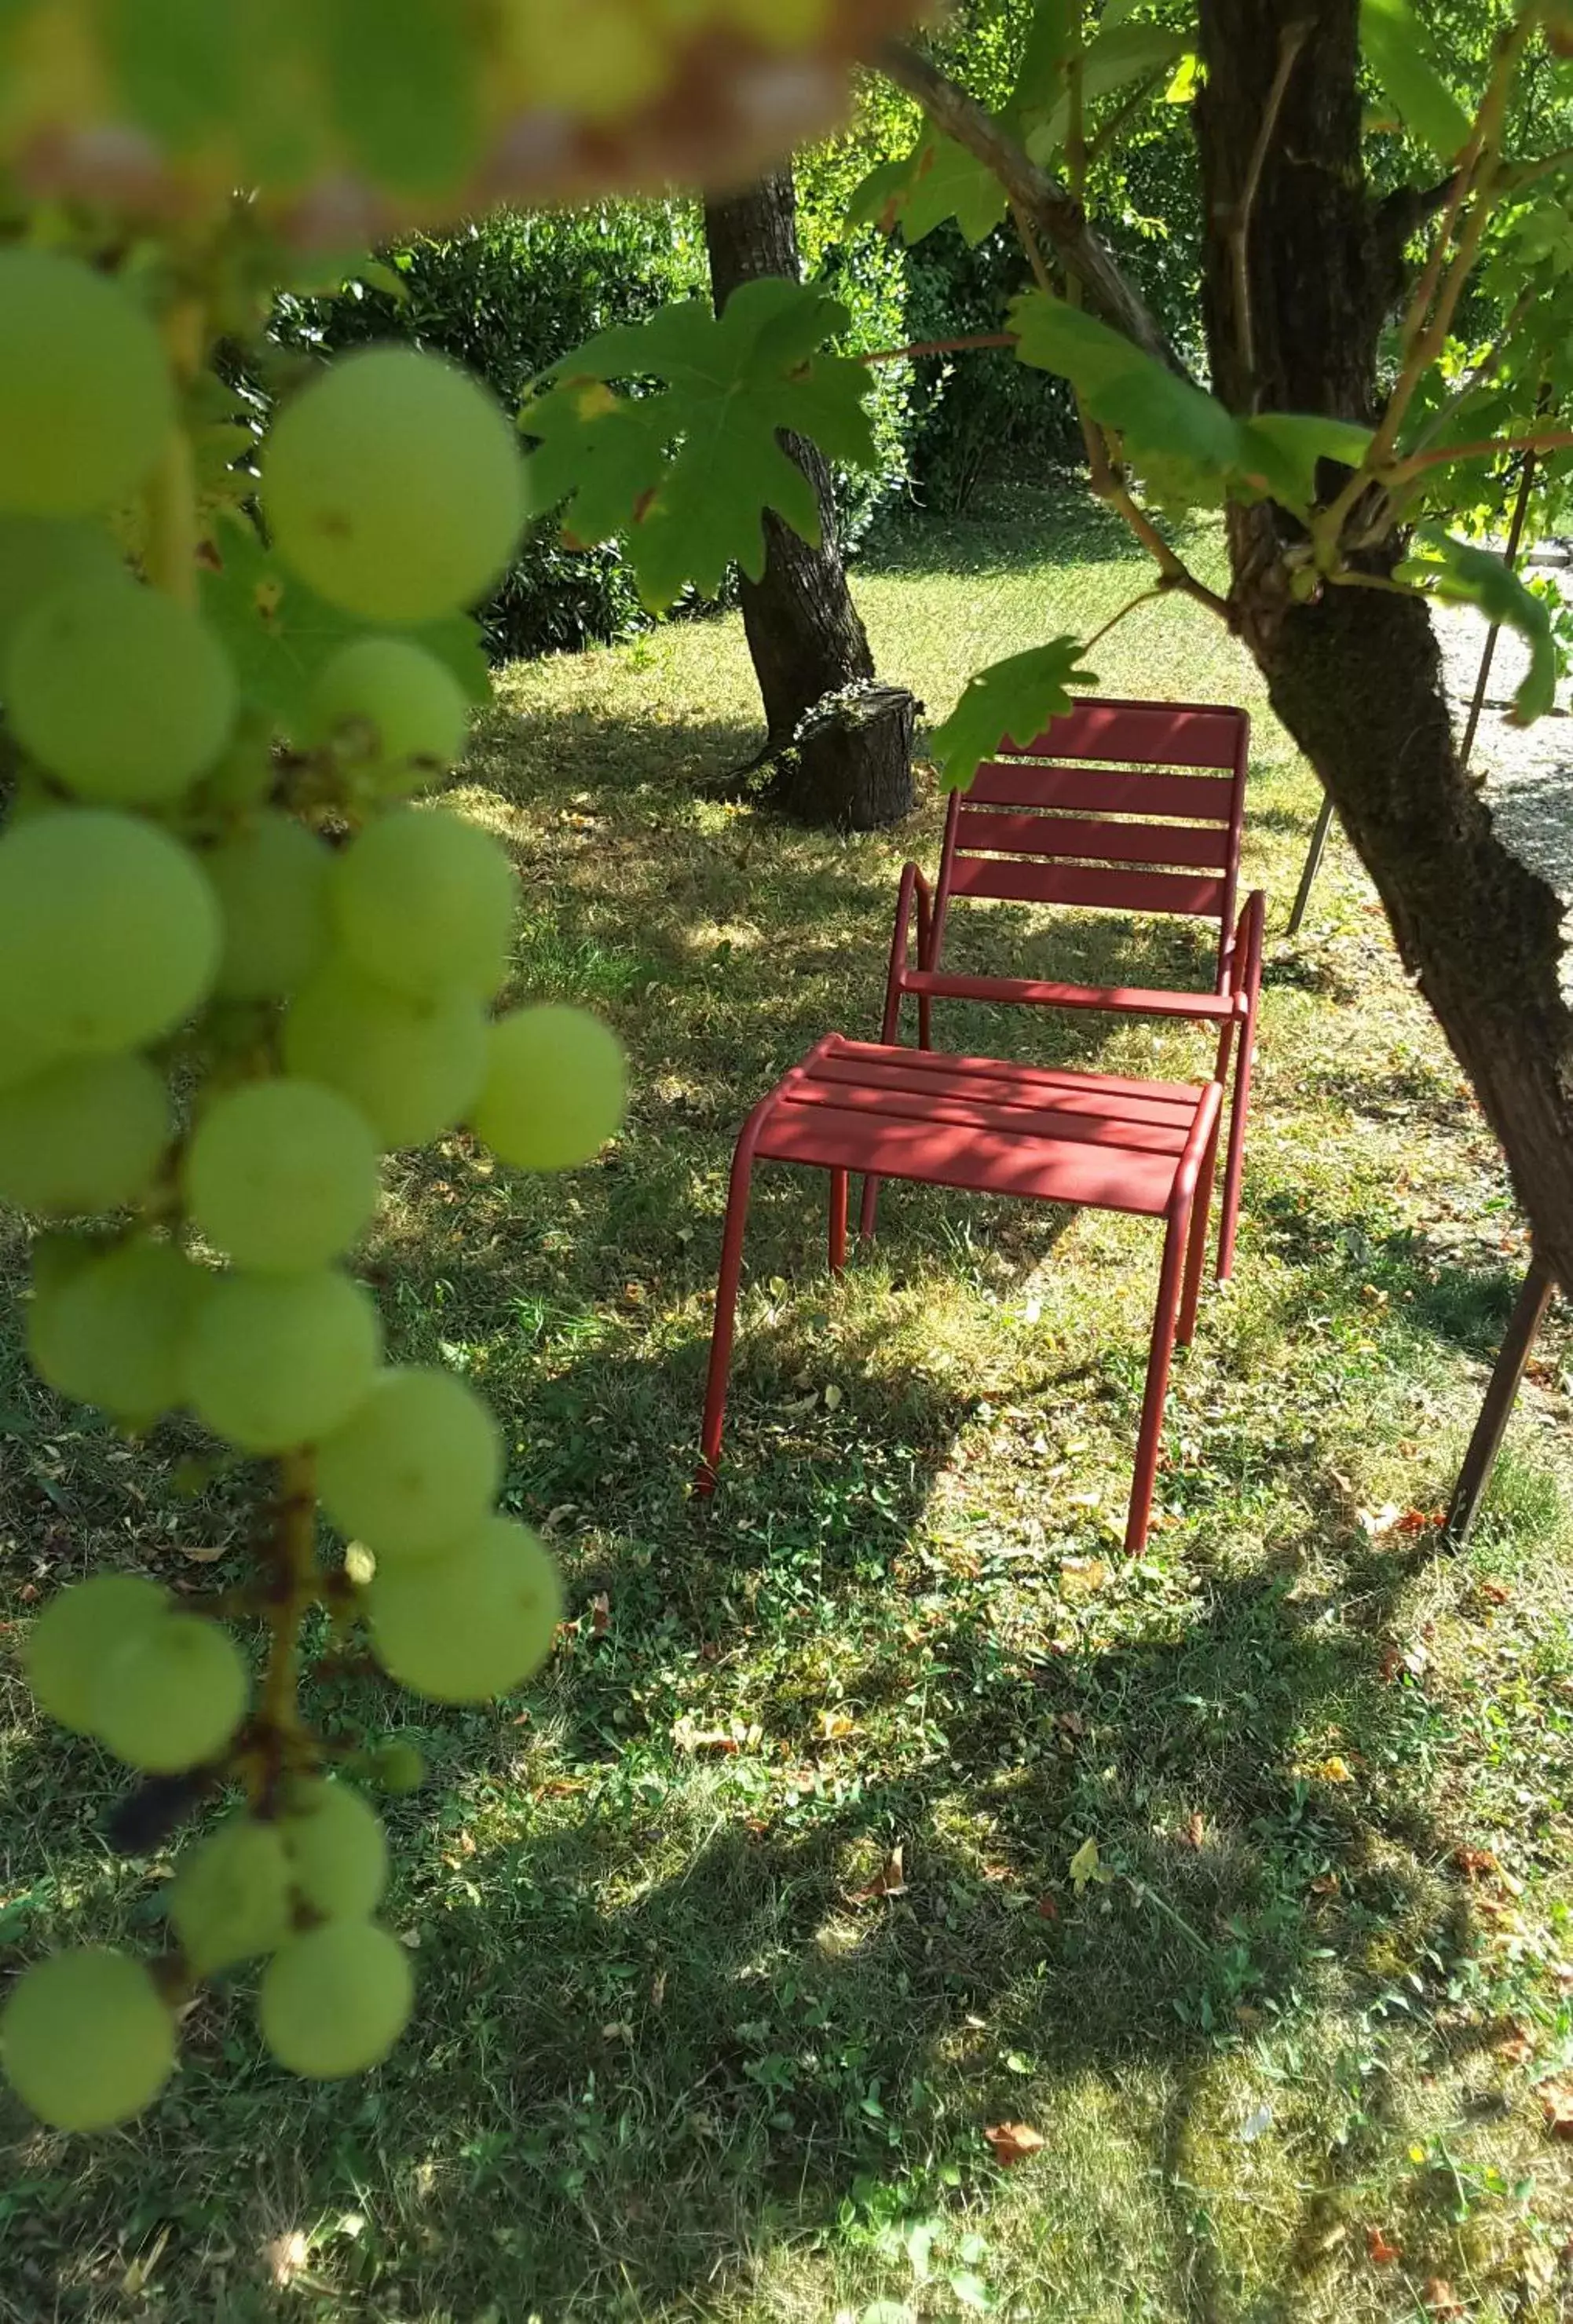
[848, 130, 1008, 248]
[1237, 411, 1375, 514]
[1012, 292, 1370, 513]
[1025, 20, 1187, 160]
[1396, 526, 1557, 725]
[202, 514, 489, 737]
[1011, 290, 1241, 500]
[1006, 0, 1077, 134]
[519, 279, 880, 611]
[1361, 0, 1471, 165]
[929, 638, 1098, 790]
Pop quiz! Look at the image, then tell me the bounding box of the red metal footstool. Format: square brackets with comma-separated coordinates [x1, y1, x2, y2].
[696, 1036, 1224, 1554]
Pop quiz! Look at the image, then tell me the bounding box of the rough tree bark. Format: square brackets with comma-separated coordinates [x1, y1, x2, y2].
[703, 166, 916, 831]
[1194, 0, 1573, 1291]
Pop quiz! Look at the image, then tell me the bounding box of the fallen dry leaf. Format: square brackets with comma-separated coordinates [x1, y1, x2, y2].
[1311, 1756, 1354, 1784]
[1357, 1504, 1401, 1540]
[816, 1710, 855, 1742]
[848, 1844, 909, 1905]
[1422, 2280, 1463, 2319]
[1059, 1556, 1110, 1597]
[1454, 1844, 1500, 1882]
[1365, 2227, 1403, 2265]
[1538, 2077, 1573, 2137]
[589, 1591, 610, 1636]
[1035, 1894, 1060, 1921]
[177, 1543, 228, 1564]
[1183, 1811, 1205, 1849]
[1480, 1579, 1512, 1606]
[266, 2231, 310, 2288]
[1068, 1836, 1103, 1894]
[1496, 2024, 1535, 2066]
[984, 2121, 1045, 2165]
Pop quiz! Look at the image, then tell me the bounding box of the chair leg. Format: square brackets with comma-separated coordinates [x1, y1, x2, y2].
[1216, 1001, 1257, 1281]
[1177, 1106, 1222, 1348]
[858, 1173, 881, 1244]
[1125, 1207, 1190, 1555]
[695, 1136, 760, 1496]
[829, 1169, 848, 1277]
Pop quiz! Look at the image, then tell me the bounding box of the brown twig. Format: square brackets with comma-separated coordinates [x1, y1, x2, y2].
[253, 1451, 320, 1802]
[1082, 585, 1169, 652]
[860, 333, 1018, 366]
[1231, 20, 1310, 403]
[1385, 424, 1573, 481]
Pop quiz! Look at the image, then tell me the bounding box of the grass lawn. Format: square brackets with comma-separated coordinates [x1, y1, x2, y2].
[6, 488, 1573, 2323]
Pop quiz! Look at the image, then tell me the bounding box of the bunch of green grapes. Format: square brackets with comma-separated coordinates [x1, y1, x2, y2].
[0, 2, 923, 232]
[0, 250, 627, 2131]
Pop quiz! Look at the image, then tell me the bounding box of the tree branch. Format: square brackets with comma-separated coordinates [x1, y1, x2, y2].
[1387, 424, 1573, 481]
[876, 36, 1185, 378]
[1231, 19, 1310, 403]
[860, 333, 1018, 365]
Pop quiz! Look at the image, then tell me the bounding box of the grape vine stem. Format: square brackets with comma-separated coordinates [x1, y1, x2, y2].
[255, 1451, 319, 1799]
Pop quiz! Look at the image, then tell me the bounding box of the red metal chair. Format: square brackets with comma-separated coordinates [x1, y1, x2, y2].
[696, 1036, 1224, 1553]
[865, 696, 1264, 1275]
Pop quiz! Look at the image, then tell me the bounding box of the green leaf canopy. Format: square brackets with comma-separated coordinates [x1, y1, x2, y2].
[929, 638, 1099, 790]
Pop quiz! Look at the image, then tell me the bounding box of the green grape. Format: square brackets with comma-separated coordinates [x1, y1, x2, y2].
[5, 577, 237, 806]
[93, 1611, 249, 1772]
[0, 250, 173, 518]
[368, 1516, 562, 1704]
[0, 1052, 170, 1214]
[0, 1006, 59, 1093]
[0, 515, 123, 653]
[368, 1738, 426, 1796]
[1, 1949, 174, 2130]
[169, 1816, 291, 1973]
[283, 958, 487, 1149]
[332, 808, 516, 1004]
[262, 348, 525, 623]
[278, 1778, 387, 1919]
[470, 1005, 626, 1171]
[28, 1234, 209, 1426]
[24, 1572, 167, 1735]
[316, 1366, 503, 1563]
[258, 1920, 414, 2079]
[204, 813, 333, 999]
[308, 636, 470, 793]
[186, 1266, 382, 1452]
[0, 809, 220, 1055]
[184, 1079, 380, 1273]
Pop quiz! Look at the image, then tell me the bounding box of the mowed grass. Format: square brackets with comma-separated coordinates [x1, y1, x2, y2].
[5, 489, 1573, 2322]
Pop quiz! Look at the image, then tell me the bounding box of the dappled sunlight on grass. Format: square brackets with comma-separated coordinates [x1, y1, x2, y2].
[4, 490, 1573, 2321]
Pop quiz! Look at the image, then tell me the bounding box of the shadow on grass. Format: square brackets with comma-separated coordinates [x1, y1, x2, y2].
[42, 1533, 1459, 2324]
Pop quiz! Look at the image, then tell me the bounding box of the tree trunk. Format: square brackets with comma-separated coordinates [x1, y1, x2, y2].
[1194, 0, 1573, 1293]
[703, 167, 916, 831]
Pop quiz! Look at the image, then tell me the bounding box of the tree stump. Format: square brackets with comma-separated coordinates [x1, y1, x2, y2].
[766, 682, 919, 831]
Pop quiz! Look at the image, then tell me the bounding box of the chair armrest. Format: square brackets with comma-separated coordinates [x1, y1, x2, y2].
[1225, 889, 1266, 1009]
[880, 863, 933, 1042]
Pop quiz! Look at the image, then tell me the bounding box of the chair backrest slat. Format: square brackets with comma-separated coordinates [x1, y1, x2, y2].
[964, 763, 1237, 820]
[928, 695, 1251, 992]
[997, 700, 1242, 769]
[954, 807, 1232, 873]
[949, 857, 1227, 918]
